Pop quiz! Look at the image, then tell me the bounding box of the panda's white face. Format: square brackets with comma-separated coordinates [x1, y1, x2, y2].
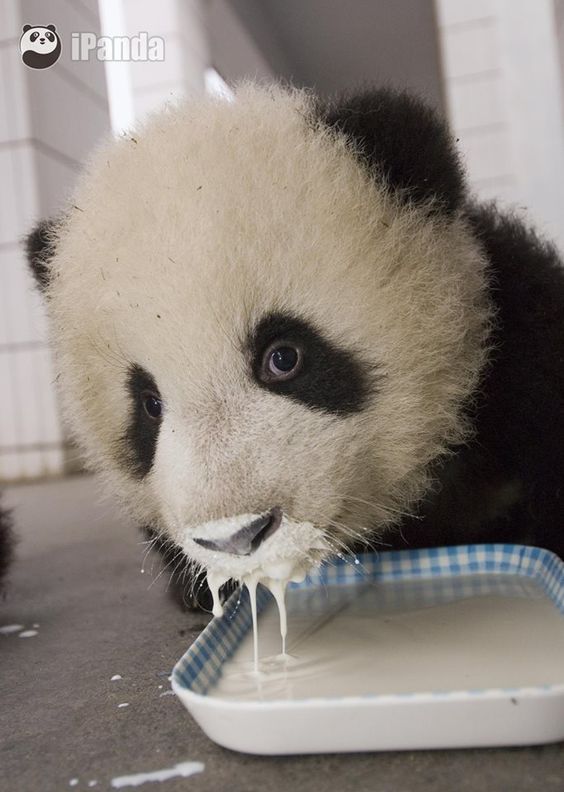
[20, 26, 58, 55]
[43, 86, 491, 580]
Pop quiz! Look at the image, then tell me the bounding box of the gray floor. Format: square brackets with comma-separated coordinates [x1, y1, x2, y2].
[1, 476, 562, 792]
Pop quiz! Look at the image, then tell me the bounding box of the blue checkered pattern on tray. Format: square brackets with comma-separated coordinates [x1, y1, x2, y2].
[172, 544, 564, 696]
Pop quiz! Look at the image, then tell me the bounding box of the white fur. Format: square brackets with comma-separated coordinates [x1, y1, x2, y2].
[44, 84, 493, 577]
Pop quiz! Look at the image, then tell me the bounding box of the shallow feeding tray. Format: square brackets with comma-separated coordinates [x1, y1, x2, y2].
[172, 544, 564, 755]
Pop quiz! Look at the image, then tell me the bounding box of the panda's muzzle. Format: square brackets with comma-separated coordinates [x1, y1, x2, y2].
[193, 507, 283, 556]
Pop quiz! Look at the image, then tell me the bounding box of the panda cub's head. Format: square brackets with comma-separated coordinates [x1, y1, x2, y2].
[20, 24, 61, 69]
[26, 85, 492, 586]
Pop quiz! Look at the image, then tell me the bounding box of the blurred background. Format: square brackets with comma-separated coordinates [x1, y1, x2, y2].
[2, 0, 564, 484]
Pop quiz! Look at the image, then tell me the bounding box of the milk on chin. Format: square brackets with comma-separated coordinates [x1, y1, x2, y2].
[197, 517, 328, 671]
[207, 560, 308, 672]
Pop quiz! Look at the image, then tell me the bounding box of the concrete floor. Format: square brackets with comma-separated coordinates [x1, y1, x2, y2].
[1, 476, 562, 792]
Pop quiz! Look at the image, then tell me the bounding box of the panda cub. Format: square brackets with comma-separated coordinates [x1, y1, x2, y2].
[21, 84, 564, 607]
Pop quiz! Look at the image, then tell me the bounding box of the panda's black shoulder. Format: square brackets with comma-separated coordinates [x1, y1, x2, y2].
[466, 202, 564, 370]
[466, 201, 564, 489]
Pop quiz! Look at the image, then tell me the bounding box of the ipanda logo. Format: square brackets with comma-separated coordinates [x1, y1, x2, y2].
[71, 32, 165, 61]
[20, 24, 62, 69]
[19, 25, 164, 67]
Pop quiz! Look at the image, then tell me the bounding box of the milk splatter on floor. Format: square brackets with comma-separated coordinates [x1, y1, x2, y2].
[111, 674, 122, 681]
[0, 624, 24, 634]
[1, 624, 40, 638]
[111, 761, 204, 788]
[117, 703, 129, 708]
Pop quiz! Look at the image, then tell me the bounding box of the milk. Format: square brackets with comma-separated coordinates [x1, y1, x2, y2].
[210, 574, 564, 701]
[208, 561, 307, 672]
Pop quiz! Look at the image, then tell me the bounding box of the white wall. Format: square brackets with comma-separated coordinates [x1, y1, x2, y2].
[0, 0, 110, 481]
[230, 0, 445, 108]
[100, 0, 209, 131]
[436, 0, 564, 249]
[203, 0, 278, 84]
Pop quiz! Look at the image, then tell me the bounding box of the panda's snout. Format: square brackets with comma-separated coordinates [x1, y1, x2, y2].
[39, 37, 45, 43]
[193, 506, 283, 556]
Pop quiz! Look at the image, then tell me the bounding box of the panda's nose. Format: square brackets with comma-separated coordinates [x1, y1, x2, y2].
[39, 37, 45, 43]
[193, 507, 283, 556]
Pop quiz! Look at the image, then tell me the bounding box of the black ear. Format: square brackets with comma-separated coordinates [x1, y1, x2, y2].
[25, 218, 58, 293]
[317, 88, 466, 217]
[47, 24, 56, 32]
[23, 24, 32, 33]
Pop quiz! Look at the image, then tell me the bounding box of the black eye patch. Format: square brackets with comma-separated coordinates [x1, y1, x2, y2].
[118, 364, 163, 478]
[247, 312, 375, 416]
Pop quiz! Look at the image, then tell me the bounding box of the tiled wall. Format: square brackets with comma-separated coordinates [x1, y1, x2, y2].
[436, 0, 564, 249]
[0, 0, 110, 481]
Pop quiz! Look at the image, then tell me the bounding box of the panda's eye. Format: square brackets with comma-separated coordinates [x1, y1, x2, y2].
[46, 32, 54, 41]
[261, 342, 302, 382]
[142, 391, 163, 419]
[30, 31, 39, 41]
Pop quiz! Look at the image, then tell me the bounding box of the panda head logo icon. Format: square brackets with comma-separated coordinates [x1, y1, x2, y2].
[20, 24, 62, 70]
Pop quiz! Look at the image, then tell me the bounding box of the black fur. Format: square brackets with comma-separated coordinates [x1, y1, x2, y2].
[316, 88, 465, 216]
[119, 364, 163, 479]
[0, 496, 15, 591]
[248, 312, 376, 416]
[143, 526, 238, 613]
[25, 217, 57, 292]
[394, 204, 564, 559]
